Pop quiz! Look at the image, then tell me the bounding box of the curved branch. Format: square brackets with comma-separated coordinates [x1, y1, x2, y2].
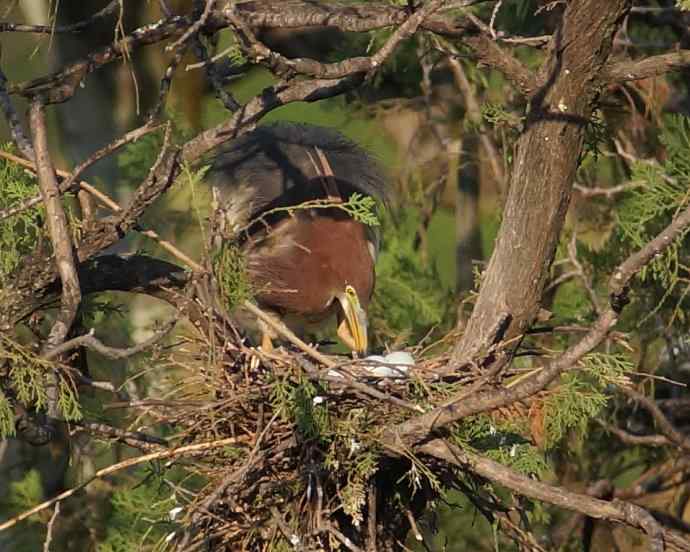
[418, 439, 665, 552]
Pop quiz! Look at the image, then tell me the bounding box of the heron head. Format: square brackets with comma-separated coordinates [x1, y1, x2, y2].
[335, 284, 368, 355]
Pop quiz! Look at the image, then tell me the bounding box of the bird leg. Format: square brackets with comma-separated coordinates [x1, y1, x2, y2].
[261, 331, 274, 353]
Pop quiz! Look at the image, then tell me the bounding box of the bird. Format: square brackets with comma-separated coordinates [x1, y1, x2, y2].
[207, 122, 387, 355]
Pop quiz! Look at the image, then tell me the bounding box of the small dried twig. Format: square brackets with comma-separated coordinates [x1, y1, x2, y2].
[574, 180, 645, 199]
[0, 436, 240, 532]
[150, 44, 189, 121]
[324, 522, 363, 552]
[42, 501, 60, 552]
[191, 35, 241, 111]
[489, 0, 503, 39]
[567, 232, 600, 314]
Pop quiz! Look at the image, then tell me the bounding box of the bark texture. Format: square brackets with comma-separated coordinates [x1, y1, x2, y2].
[453, 0, 632, 364]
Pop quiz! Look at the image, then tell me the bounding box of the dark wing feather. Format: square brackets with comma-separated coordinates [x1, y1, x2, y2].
[207, 122, 389, 219]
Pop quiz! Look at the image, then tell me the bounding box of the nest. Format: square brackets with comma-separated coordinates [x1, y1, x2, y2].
[123, 314, 486, 551]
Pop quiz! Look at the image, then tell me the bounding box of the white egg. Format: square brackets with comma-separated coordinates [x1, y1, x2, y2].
[383, 351, 415, 367]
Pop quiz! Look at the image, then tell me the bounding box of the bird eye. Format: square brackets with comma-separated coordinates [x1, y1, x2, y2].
[345, 285, 356, 297]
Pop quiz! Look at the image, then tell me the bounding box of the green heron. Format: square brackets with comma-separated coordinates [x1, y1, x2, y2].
[208, 123, 387, 354]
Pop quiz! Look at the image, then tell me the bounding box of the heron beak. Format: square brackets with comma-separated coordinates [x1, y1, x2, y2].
[336, 288, 368, 355]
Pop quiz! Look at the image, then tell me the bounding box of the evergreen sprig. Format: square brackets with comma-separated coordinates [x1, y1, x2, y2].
[617, 116, 690, 280]
[213, 242, 252, 309]
[0, 144, 45, 286]
[0, 335, 83, 436]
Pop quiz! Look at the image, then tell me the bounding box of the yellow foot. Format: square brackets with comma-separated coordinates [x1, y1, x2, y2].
[261, 332, 274, 353]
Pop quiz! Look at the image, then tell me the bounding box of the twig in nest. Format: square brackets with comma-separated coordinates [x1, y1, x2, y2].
[191, 411, 279, 520]
[324, 522, 363, 552]
[243, 301, 336, 367]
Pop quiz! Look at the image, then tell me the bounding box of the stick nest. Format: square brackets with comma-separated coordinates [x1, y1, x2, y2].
[136, 323, 492, 551]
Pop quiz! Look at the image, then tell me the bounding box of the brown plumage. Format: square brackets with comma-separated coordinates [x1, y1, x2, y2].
[207, 122, 387, 352]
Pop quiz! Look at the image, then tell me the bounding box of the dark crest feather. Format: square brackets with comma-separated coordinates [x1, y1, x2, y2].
[207, 122, 389, 219]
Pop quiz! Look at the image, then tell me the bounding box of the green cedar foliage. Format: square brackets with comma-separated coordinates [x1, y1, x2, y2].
[369, 207, 451, 346]
[98, 468, 179, 552]
[0, 470, 46, 552]
[0, 148, 83, 437]
[615, 114, 690, 323]
[0, 144, 45, 286]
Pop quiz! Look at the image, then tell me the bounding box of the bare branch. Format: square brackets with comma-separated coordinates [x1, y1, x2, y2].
[0, 67, 34, 160]
[167, 0, 215, 52]
[44, 319, 177, 361]
[228, 0, 448, 80]
[72, 420, 169, 451]
[0, 436, 241, 533]
[603, 50, 690, 83]
[181, 75, 362, 163]
[617, 386, 690, 452]
[42, 502, 60, 552]
[418, 439, 665, 552]
[29, 101, 81, 354]
[190, 35, 241, 112]
[10, 16, 191, 103]
[597, 420, 672, 448]
[0, 1, 119, 34]
[574, 180, 645, 199]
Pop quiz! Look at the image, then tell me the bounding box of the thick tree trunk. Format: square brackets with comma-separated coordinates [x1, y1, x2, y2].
[453, 0, 631, 364]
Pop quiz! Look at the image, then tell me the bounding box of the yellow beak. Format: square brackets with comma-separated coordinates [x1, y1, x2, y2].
[336, 287, 368, 355]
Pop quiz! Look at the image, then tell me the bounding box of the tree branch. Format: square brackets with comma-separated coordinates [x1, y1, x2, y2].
[418, 439, 665, 552]
[44, 319, 177, 361]
[603, 50, 690, 83]
[28, 101, 81, 353]
[617, 386, 690, 452]
[451, 0, 630, 363]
